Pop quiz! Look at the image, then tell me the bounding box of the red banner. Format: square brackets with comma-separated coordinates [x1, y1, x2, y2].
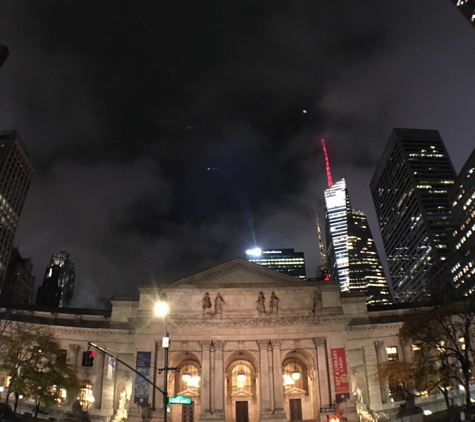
[331, 348, 350, 402]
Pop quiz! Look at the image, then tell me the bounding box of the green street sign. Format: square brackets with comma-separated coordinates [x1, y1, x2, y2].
[168, 395, 191, 405]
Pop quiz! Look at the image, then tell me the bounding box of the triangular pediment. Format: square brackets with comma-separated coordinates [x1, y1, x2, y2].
[172, 258, 304, 286]
[284, 387, 306, 397]
[176, 389, 200, 398]
[231, 389, 253, 398]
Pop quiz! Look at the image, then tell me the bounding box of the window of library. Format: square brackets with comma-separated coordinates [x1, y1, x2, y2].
[282, 358, 308, 393]
[176, 361, 200, 395]
[230, 361, 252, 395]
[412, 344, 422, 360]
[78, 379, 94, 410]
[386, 346, 398, 362]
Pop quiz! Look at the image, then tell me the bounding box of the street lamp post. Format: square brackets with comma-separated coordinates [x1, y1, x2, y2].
[154, 301, 170, 422]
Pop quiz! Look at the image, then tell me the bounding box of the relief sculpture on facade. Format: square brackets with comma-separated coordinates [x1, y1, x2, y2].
[269, 291, 279, 313]
[256, 291, 266, 313]
[202, 292, 212, 314]
[214, 293, 225, 314]
[313, 287, 323, 313]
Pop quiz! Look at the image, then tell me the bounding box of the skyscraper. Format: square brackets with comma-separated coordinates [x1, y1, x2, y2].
[450, 147, 475, 295]
[324, 178, 390, 304]
[245, 248, 306, 279]
[449, 0, 475, 29]
[36, 251, 76, 307]
[0, 247, 35, 305]
[0, 131, 34, 292]
[370, 129, 456, 303]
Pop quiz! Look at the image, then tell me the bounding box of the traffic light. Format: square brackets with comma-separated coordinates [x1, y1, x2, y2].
[82, 350, 95, 367]
[327, 416, 340, 422]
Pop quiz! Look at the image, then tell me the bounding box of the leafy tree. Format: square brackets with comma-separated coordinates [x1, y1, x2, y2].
[399, 298, 475, 410]
[0, 323, 80, 418]
[378, 347, 456, 410]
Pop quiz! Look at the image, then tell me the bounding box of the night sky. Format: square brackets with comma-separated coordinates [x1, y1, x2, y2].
[0, 1, 474, 308]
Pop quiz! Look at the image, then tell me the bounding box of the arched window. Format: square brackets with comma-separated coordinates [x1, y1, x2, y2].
[282, 359, 308, 393]
[230, 360, 252, 394]
[177, 361, 200, 394]
[78, 379, 94, 410]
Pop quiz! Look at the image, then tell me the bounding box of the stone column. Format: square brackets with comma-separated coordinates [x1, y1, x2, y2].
[210, 342, 216, 413]
[257, 340, 272, 413]
[68, 344, 80, 368]
[313, 337, 330, 407]
[271, 341, 285, 413]
[267, 342, 274, 411]
[374, 341, 390, 403]
[400, 340, 413, 363]
[213, 340, 225, 415]
[199, 341, 212, 416]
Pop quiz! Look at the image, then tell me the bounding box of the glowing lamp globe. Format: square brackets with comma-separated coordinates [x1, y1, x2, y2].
[237, 371, 246, 382]
[291, 370, 301, 380]
[154, 302, 169, 317]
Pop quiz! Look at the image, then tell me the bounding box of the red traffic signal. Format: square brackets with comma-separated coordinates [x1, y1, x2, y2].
[82, 350, 95, 367]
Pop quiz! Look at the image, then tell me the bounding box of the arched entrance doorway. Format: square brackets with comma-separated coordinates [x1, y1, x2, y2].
[282, 352, 315, 421]
[225, 359, 258, 422]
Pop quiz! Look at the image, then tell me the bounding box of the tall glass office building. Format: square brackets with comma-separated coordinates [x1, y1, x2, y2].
[36, 251, 76, 307]
[450, 147, 475, 295]
[324, 178, 390, 304]
[0, 131, 34, 291]
[370, 129, 456, 303]
[245, 248, 306, 279]
[449, 0, 475, 29]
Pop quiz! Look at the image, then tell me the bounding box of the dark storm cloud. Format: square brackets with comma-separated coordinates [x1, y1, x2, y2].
[0, 1, 474, 307]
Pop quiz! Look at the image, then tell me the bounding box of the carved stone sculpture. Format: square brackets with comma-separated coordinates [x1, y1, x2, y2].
[269, 291, 279, 313]
[256, 291, 266, 313]
[313, 287, 323, 312]
[214, 293, 225, 314]
[202, 292, 212, 313]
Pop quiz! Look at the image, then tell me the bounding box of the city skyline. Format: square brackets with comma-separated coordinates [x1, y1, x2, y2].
[0, 2, 474, 307]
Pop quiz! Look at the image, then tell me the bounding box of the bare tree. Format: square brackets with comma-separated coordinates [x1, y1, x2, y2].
[399, 298, 475, 411]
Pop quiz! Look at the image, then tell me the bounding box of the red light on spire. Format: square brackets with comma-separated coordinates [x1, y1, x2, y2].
[321, 138, 333, 188]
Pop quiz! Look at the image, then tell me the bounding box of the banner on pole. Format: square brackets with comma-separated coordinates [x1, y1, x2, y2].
[107, 357, 116, 380]
[134, 351, 151, 404]
[330, 347, 350, 403]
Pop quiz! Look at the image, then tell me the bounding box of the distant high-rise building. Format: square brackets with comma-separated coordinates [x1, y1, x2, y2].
[321, 139, 390, 305]
[36, 251, 76, 307]
[449, 0, 475, 29]
[324, 178, 390, 304]
[245, 248, 306, 279]
[450, 147, 475, 295]
[0, 44, 9, 70]
[0, 247, 35, 305]
[0, 131, 34, 292]
[370, 129, 456, 303]
[315, 213, 329, 281]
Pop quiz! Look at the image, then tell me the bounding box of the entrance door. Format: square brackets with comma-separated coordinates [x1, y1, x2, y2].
[289, 398, 302, 421]
[182, 401, 194, 422]
[235, 401, 249, 422]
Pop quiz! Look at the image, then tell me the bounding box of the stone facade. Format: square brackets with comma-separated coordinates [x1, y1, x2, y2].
[1, 258, 418, 422]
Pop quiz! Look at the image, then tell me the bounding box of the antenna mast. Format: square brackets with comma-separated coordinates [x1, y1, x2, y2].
[321, 138, 333, 188]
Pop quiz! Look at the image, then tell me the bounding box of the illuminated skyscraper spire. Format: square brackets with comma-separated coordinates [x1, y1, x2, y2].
[321, 139, 333, 188]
